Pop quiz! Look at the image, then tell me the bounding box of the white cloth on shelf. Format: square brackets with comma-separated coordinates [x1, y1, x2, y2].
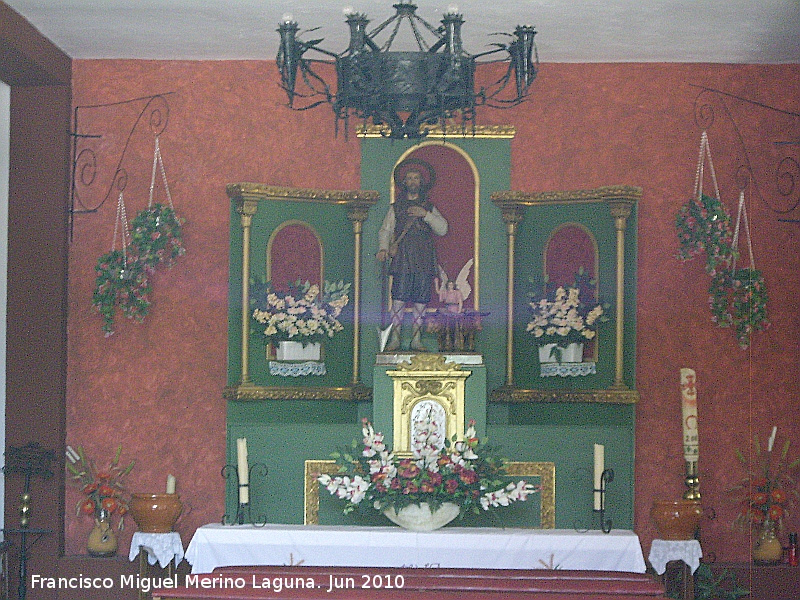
[185, 523, 648, 574]
[648, 539, 702, 575]
[129, 531, 185, 568]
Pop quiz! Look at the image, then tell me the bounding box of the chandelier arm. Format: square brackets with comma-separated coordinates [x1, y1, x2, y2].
[407, 18, 433, 52]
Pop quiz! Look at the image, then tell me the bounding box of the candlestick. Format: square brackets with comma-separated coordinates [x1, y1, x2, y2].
[221, 461, 268, 525]
[237, 437, 249, 504]
[593, 444, 604, 511]
[166, 474, 176, 494]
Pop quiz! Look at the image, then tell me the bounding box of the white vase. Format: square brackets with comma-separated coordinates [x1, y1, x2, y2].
[382, 502, 460, 532]
[276, 341, 321, 361]
[538, 342, 583, 363]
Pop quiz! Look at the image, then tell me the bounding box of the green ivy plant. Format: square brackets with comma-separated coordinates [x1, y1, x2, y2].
[675, 194, 768, 349]
[92, 250, 151, 336]
[92, 203, 185, 335]
[129, 203, 186, 271]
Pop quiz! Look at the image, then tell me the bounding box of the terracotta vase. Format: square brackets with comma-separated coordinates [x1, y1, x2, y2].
[129, 493, 183, 533]
[87, 510, 117, 557]
[753, 520, 783, 565]
[650, 499, 703, 540]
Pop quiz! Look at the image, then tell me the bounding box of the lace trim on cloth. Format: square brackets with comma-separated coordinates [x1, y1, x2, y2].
[540, 362, 596, 377]
[648, 539, 703, 575]
[269, 361, 327, 377]
[129, 531, 185, 568]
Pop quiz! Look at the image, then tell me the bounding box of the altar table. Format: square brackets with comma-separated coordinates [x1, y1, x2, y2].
[185, 524, 647, 574]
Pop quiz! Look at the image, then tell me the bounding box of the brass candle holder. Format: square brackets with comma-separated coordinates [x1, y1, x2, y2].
[683, 460, 701, 500]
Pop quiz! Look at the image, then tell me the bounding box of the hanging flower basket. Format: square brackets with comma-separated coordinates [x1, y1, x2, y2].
[129, 203, 185, 271]
[92, 250, 151, 335]
[708, 267, 769, 349]
[675, 193, 734, 276]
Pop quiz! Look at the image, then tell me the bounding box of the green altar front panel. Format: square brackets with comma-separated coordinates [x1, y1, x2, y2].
[226, 198, 356, 388]
[359, 137, 511, 393]
[226, 400, 632, 529]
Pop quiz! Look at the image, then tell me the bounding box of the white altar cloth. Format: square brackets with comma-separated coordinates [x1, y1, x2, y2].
[185, 524, 647, 574]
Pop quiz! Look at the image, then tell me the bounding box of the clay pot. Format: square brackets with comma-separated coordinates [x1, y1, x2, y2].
[129, 493, 183, 533]
[650, 499, 703, 540]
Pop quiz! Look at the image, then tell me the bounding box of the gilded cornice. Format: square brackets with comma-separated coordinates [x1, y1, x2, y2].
[491, 185, 642, 208]
[357, 124, 516, 139]
[224, 384, 372, 402]
[489, 387, 639, 404]
[226, 183, 379, 207]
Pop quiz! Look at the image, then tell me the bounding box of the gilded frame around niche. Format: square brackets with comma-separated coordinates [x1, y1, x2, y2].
[303, 459, 555, 529]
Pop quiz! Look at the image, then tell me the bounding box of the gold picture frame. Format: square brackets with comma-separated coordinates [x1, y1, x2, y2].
[304, 459, 555, 528]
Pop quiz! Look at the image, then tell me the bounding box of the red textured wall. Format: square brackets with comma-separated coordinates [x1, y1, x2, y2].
[67, 60, 800, 563]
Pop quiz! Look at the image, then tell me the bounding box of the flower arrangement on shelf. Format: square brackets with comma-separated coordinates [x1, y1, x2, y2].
[318, 417, 538, 519]
[526, 268, 607, 351]
[729, 429, 800, 532]
[250, 278, 351, 345]
[66, 445, 136, 530]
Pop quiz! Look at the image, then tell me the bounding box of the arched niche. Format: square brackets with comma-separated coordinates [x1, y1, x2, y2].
[267, 220, 323, 292]
[390, 143, 480, 311]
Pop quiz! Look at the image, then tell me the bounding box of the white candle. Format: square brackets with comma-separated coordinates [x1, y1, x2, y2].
[680, 368, 699, 463]
[237, 437, 249, 504]
[166, 474, 176, 494]
[768, 426, 777, 452]
[593, 443, 604, 511]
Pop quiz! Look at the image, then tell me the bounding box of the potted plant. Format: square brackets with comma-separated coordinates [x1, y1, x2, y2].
[66, 445, 135, 556]
[526, 269, 607, 363]
[318, 416, 538, 531]
[728, 429, 800, 565]
[250, 278, 350, 360]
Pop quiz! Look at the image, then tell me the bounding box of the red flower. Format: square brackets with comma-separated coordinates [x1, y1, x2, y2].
[459, 469, 478, 485]
[403, 482, 419, 494]
[101, 497, 118, 513]
[419, 481, 436, 493]
[80, 499, 96, 515]
[98, 484, 115, 497]
[771, 488, 787, 504]
[82, 482, 99, 494]
[768, 505, 784, 521]
[752, 492, 768, 506]
[427, 472, 442, 486]
[95, 471, 112, 481]
[445, 479, 459, 494]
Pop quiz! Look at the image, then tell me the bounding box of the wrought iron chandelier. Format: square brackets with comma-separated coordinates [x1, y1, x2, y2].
[277, 2, 538, 139]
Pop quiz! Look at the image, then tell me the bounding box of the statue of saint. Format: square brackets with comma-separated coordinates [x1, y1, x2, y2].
[377, 160, 448, 351]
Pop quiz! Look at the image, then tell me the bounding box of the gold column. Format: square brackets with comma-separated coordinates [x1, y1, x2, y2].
[608, 200, 633, 390]
[347, 203, 370, 386]
[236, 198, 259, 385]
[500, 205, 525, 387]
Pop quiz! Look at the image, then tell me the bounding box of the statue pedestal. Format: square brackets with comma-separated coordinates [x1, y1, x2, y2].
[373, 353, 487, 449]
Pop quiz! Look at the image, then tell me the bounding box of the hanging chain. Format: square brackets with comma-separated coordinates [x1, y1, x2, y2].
[148, 136, 174, 210]
[732, 190, 755, 271]
[111, 191, 130, 267]
[693, 131, 721, 201]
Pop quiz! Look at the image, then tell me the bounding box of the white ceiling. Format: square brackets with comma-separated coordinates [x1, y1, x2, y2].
[5, 0, 800, 63]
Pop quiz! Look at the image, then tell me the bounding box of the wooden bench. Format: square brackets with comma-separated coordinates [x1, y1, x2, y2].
[153, 565, 667, 600]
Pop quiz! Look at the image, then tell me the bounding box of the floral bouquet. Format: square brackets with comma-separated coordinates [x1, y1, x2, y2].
[526, 269, 607, 355]
[729, 429, 800, 532]
[318, 417, 538, 520]
[250, 278, 350, 345]
[66, 445, 136, 530]
[709, 268, 769, 349]
[92, 250, 152, 336]
[129, 203, 186, 271]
